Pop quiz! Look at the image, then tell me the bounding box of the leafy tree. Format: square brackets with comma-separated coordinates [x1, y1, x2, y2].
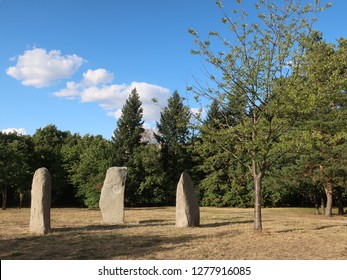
[66, 134, 112, 208]
[32, 124, 72, 205]
[155, 90, 191, 205]
[189, 0, 330, 230]
[0, 132, 34, 209]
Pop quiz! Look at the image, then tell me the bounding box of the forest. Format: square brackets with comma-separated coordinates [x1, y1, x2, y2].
[1, 1, 347, 226]
[1, 84, 346, 214]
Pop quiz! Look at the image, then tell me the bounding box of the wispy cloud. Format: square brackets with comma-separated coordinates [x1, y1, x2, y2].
[54, 69, 171, 127]
[6, 48, 85, 88]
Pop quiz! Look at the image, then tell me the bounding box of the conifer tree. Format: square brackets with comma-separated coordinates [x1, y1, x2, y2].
[112, 88, 145, 206]
[155, 90, 191, 205]
[289, 33, 347, 216]
[263, 33, 347, 214]
[196, 99, 252, 207]
[112, 88, 144, 166]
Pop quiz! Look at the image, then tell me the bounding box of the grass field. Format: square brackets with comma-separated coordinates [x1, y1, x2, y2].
[0, 207, 346, 260]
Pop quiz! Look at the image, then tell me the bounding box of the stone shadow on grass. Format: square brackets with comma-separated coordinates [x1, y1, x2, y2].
[138, 219, 167, 224]
[0, 230, 203, 260]
[200, 219, 254, 228]
[52, 220, 175, 233]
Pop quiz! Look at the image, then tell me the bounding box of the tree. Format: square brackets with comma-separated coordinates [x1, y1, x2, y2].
[66, 134, 112, 208]
[128, 144, 166, 206]
[288, 33, 347, 216]
[112, 88, 145, 206]
[195, 100, 253, 207]
[155, 90, 192, 205]
[189, 0, 330, 230]
[32, 124, 72, 205]
[112, 88, 145, 166]
[0, 132, 34, 209]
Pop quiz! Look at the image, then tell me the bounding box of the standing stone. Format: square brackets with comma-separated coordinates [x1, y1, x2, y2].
[99, 167, 127, 224]
[176, 172, 200, 228]
[29, 168, 51, 235]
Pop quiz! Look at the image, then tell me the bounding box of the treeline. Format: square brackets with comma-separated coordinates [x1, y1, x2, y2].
[1, 84, 347, 211]
[0, 89, 193, 209]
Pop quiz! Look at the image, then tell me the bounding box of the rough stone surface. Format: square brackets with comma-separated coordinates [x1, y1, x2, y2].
[99, 167, 127, 224]
[175, 172, 200, 228]
[29, 167, 51, 235]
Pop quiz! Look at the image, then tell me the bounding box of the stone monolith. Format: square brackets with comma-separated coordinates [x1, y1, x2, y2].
[99, 167, 127, 224]
[29, 167, 51, 234]
[175, 172, 200, 227]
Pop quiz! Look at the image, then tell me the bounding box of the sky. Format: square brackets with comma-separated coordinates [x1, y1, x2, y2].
[1, 0, 347, 139]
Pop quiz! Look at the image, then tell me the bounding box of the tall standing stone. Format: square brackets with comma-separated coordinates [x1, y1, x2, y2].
[29, 167, 51, 235]
[99, 167, 127, 224]
[176, 172, 200, 228]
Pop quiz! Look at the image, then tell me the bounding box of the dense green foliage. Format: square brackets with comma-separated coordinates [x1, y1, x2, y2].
[111, 88, 146, 206]
[63, 134, 112, 208]
[155, 91, 192, 205]
[188, 0, 337, 230]
[1, 1, 346, 218]
[2, 84, 346, 211]
[0, 132, 34, 209]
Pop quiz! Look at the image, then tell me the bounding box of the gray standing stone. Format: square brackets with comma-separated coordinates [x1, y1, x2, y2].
[99, 167, 127, 224]
[29, 167, 51, 235]
[175, 172, 200, 228]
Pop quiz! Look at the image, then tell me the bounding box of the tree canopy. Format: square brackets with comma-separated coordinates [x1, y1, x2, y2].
[189, 0, 334, 230]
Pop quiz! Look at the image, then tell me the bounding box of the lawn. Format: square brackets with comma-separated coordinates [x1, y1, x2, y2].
[0, 207, 346, 259]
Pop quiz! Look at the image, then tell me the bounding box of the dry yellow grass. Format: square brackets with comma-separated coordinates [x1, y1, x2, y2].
[0, 207, 346, 260]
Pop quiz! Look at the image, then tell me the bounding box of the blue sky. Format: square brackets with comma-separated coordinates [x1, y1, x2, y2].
[1, 0, 347, 139]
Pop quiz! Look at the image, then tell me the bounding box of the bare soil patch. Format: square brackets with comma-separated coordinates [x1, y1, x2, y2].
[0, 207, 346, 259]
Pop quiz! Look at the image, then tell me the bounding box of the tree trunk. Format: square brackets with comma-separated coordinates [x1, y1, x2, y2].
[336, 187, 344, 215]
[324, 183, 333, 217]
[2, 186, 7, 210]
[338, 203, 344, 216]
[254, 173, 263, 231]
[320, 197, 325, 216]
[19, 192, 24, 209]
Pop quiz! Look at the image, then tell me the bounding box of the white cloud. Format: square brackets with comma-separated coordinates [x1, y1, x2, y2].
[82, 69, 114, 86]
[6, 48, 85, 88]
[54, 69, 171, 127]
[1, 128, 27, 135]
[53, 81, 81, 99]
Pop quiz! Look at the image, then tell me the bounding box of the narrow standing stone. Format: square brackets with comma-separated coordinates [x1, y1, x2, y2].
[29, 168, 51, 235]
[99, 167, 127, 224]
[176, 172, 200, 228]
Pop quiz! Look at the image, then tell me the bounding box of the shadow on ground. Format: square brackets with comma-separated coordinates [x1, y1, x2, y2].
[0, 230, 194, 260]
[0, 218, 254, 260]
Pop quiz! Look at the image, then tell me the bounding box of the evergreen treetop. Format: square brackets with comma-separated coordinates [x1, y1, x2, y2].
[112, 88, 144, 165]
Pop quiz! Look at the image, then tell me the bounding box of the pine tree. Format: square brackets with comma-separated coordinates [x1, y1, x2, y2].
[155, 90, 191, 205]
[196, 99, 252, 207]
[289, 34, 347, 216]
[265, 33, 347, 215]
[112, 88, 145, 206]
[112, 88, 144, 166]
